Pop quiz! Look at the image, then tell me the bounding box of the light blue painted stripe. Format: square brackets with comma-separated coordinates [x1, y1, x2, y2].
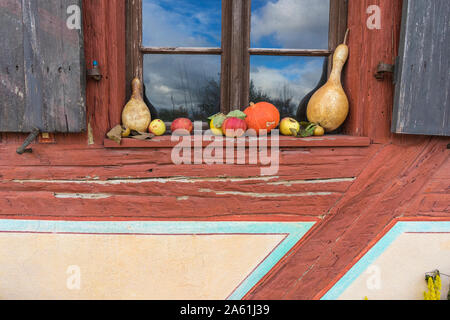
[0, 219, 313, 235]
[0, 219, 315, 300]
[321, 221, 450, 300]
[228, 222, 314, 300]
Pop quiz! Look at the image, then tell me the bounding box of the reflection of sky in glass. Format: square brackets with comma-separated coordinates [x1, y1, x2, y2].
[251, 0, 330, 49]
[142, 0, 222, 47]
[250, 56, 327, 118]
[144, 55, 221, 122]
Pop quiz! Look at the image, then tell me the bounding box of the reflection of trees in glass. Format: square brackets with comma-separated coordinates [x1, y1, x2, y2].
[155, 60, 221, 122]
[249, 81, 296, 119]
[155, 73, 299, 122]
[157, 78, 219, 122]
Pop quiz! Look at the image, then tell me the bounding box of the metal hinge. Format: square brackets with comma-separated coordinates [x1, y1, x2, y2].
[374, 57, 399, 84]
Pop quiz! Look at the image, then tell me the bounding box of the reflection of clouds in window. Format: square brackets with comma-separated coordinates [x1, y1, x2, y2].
[250, 57, 325, 117]
[144, 55, 221, 121]
[142, 0, 221, 47]
[251, 0, 330, 49]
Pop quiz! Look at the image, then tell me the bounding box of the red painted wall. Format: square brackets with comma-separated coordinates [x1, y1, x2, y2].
[0, 0, 448, 299]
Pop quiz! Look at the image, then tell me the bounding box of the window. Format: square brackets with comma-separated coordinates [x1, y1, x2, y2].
[126, 0, 348, 122]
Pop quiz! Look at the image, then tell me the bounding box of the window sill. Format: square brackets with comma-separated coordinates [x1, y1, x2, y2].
[103, 135, 371, 148]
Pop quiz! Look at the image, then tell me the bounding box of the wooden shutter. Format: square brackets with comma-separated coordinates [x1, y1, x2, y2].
[0, 0, 86, 133]
[392, 0, 449, 136]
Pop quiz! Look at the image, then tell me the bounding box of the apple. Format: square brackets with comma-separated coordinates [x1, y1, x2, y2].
[280, 117, 300, 136]
[222, 117, 247, 138]
[208, 114, 225, 136]
[171, 118, 193, 135]
[149, 119, 166, 136]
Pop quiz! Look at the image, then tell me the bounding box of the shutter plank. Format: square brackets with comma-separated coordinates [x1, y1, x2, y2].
[392, 0, 450, 136]
[0, 0, 86, 133]
[0, 0, 25, 132]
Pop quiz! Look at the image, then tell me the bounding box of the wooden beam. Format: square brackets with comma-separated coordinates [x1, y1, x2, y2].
[220, 0, 232, 113]
[125, 0, 142, 99]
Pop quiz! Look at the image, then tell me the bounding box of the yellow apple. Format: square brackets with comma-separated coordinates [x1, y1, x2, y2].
[314, 125, 325, 136]
[149, 119, 166, 136]
[280, 117, 300, 136]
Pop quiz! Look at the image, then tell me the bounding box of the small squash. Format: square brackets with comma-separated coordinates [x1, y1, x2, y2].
[122, 78, 151, 132]
[306, 30, 350, 132]
[244, 102, 280, 135]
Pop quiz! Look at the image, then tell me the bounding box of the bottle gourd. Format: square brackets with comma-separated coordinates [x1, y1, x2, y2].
[122, 78, 151, 132]
[307, 30, 350, 132]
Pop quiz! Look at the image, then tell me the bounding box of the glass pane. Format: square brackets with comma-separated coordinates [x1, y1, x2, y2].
[250, 56, 328, 119]
[251, 0, 330, 49]
[142, 0, 222, 47]
[143, 55, 221, 122]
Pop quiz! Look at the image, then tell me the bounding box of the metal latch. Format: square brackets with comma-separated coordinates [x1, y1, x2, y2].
[374, 57, 399, 83]
[87, 60, 102, 81]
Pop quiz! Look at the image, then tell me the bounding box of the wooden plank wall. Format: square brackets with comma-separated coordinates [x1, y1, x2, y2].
[392, 0, 450, 136]
[343, 0, 403, 143]
[0, 0, 448, 300]
[0, 0, 86, 133]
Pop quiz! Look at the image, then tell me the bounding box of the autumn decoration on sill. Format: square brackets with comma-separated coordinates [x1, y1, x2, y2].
[109, 49, 355, 144]
[149, 119, 167, 136]
[243, 102, 280, 136]
[207, 110, 248, 138]
[306, 29, 350, 132]
[122, 78, 152, 133]
[171, 118, 193, 136]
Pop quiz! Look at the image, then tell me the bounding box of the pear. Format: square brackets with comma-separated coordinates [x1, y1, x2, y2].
[122, 78, 151, 132]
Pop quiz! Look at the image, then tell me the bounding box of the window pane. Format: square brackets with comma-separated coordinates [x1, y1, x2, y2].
[143, 55, 221, 122]
[142, 0, 222, 47]
[251, 0, 330, 49]
[250, 56, 328, 119]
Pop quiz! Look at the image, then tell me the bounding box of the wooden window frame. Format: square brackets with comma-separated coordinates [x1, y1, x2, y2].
[126, 0, 348, 115]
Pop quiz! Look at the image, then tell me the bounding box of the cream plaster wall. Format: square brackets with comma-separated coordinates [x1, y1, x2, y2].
[0, 233, 285, 300]
[338, 233, 450, 300]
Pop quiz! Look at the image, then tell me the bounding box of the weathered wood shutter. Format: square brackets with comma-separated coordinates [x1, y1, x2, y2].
[0, 0, 86, 133]
[392, 0, 449, 136]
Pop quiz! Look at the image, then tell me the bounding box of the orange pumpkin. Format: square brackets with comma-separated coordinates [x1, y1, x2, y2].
[244, 102, 280, 135]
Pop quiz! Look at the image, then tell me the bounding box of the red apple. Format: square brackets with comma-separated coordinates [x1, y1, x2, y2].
[171, 118, 193, 135]
[222, 117, 247, 138]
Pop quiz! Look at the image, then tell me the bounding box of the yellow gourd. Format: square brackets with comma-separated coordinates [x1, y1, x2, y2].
[122, 78, 151, 132]
[307, 30, 350, 132]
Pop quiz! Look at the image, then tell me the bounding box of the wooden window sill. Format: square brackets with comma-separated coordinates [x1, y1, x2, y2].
[104, 135, 371, 148]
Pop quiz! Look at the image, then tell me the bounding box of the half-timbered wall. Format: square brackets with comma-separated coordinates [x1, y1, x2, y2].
[0, 0, 448, 300]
